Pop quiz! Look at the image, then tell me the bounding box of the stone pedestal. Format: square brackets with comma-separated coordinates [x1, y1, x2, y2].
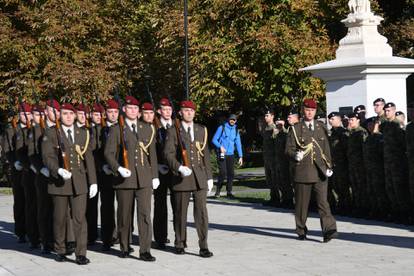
[300, 1, 414, 120]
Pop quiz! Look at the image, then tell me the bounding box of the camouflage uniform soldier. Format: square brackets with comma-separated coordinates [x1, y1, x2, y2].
[380, 103, 411, 222]
[406, 121, 414, 206]
[346, 112, 369, 217]
[363, 131, 389, 219]
[328, 112, 352, 214]
[274, 119, 293, 208]
[261, 109, 280, 206]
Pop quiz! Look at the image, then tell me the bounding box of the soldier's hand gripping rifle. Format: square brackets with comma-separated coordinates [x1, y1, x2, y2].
[144, 76, 161, 129]
[115, 86, 129, 169]
[168, 95, 189, 167]
[49, 92, 70, 170]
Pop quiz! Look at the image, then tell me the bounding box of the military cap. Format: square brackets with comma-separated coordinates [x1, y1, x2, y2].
[354, 105, 366, 113]
[61, 103, 76, 112]
[264, 108, 274, 115]
[75, 103, 87, 113]
[383, 102, 396, 109]
[180, 100, 196, 110]
[159, 98, 171, 107]
[125, 95, 140, 106]
[18, 103, 32, 113]
[288, 107, 299, 116]
[373, 98, 385, 105]
[303, 99, 317, 109]
[328, 112, 341, 119]
[141, 102, 154, 111]
[395, 111, 405, 116]
[106, 99, 119, 110]
[46, 99, 60, 111]
[347, 112, 360, 119]
[32, 105, 44, 113]
[92, 103, 104, 113]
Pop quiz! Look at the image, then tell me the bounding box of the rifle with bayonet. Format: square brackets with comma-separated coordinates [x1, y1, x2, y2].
[49, 91, 70, 170]
[32, 85, 45, 131]
[114, 86, 129, 169]
[168, 95, 189, 167]
[97, 95, 106, 128]
[144, 76, 161, 129]
[18, 95, 31, 130]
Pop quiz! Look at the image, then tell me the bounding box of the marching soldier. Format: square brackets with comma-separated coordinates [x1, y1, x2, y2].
[286, 108, 300, 206]
[153, 98, 175, 249]
[285, 99, 337, 242]
[370, 98, 386, 133]
[347, 112, 370, 217]
[42, 103, 98, 264]
[164, 100, 214, 257]
[100, 99, 120, 251]
[104, 96, 158, 261]
[261, 109, 280, 206]
[328, 112, 352, 214]
[15, 102, 40, 249]
[27, 104, 54, 253]
[3, 111, 26, 243]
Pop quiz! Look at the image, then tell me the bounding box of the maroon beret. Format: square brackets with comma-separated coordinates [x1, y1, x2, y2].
[32, 105, 44, 113]
[92, 103, 104, 113]
[106, 99, 119, 110]
[303, 99, 317, 109]
[159, 98, 171, 107]
[125, 95, 140, 106]
[19, 103, 32, 113]
[61, 103, 76, 112]
[46, 99, 60, 111]
[142, 102, 154, 111]
[180, 100, 196, 111]
[75, 103, 87, 113]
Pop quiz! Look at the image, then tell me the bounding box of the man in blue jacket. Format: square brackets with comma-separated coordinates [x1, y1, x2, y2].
[212, 114, 243, 198]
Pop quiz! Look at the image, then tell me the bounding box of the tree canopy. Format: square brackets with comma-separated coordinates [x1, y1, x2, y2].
[0, 0, 413, 119]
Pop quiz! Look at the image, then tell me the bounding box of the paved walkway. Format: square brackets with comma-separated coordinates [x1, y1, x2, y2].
[0, 194, 413, 276]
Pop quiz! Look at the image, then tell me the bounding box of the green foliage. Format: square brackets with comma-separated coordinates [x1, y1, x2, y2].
[0, 0, 413, 117]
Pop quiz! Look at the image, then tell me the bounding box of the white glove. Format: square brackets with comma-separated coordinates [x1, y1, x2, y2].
[207, 179, 214, 192]
[118, 166, 131, 178]
[40, 167, 50, 178]
[158, 164, 169, 175]
[326, 169, 333, 177]
[14, 161, 23, 171]
[295, 151, 305, 162]
[89, 184, 98, 198]
[30, 164, 37, 174]
[178, 165, 192, 177]
[102, 164, 112, 175]
[57, 168, 72, 180]
[152, 178, 160, 190]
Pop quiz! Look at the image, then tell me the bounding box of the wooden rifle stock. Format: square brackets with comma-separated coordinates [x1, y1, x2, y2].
[174, 118, 190, 167]
[118, 114, 129, 169]
[54, 116, 70, 170]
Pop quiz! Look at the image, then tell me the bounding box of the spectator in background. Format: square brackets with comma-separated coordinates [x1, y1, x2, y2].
[212, 114, 243, 198]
